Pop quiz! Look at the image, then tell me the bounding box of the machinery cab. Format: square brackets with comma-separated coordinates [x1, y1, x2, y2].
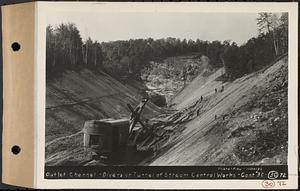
[83, 118, 130, 154]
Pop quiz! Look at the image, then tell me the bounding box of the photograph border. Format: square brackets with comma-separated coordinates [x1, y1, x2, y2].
[35, 2, 298, 189]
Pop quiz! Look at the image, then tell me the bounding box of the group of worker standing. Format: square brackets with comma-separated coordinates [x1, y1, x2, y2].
[195, 85, 225, 119]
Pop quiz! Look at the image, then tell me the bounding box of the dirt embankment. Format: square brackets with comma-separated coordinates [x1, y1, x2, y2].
[45, 69, 163, 165]
[146, 56, 288, 165]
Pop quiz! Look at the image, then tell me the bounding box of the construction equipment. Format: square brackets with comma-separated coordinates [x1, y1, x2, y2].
[127, 97, 149, 136]
[83, 98, 149, 157]
[83, 118, 130, 154]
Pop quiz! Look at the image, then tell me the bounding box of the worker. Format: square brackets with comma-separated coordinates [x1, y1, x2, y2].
[215, 88, 217, 93]
[200, 96, 203, 101]
[215, 115, 217, 120]
[221, 85, 224, 92]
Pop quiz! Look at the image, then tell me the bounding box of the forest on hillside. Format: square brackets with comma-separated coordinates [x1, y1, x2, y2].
[46, 12, 288, 81]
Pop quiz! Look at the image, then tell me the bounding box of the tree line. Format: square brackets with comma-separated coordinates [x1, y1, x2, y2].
[221, 12, 288, 79]
[46, 24, 104, 79]
[46, 25, 225, 80]
[46, 12, 288, 80]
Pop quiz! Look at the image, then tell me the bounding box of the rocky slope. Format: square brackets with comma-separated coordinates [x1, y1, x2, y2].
[145, 56, 288, 165]
[141, 54, 207, 104]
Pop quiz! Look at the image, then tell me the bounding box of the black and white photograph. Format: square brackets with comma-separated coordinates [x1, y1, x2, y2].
[44, 8, 290, 177]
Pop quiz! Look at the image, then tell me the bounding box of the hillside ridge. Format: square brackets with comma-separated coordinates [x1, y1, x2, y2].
[148, 56, 288, 165]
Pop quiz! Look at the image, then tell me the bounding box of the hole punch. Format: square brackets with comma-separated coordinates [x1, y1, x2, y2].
[11, 145, 21, 155]
[11, 42, 21, 51]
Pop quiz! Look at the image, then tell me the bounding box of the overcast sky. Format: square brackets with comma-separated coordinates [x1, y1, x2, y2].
[47, 12, 260, 45]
